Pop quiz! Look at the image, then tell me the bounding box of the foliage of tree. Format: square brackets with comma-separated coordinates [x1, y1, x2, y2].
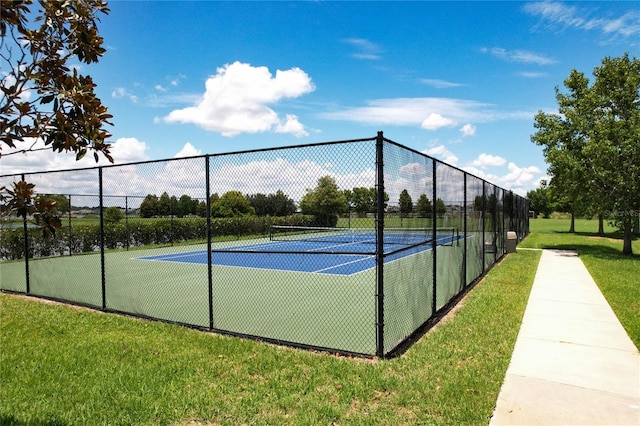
[39, 194, 70, 214]
[435, 198, 447, 217]
[157, 192, 171, 217]
[0, 181, 60, 239]
[176, 194, 198, 218]
[299, 176, 346, 226]
[0, 0, 112, 238]
[139, 194, 158, 218]
[343, 187, 388, 217]
[1, 0, 113, 161]
[211, 191, 255, 218]
[103, 206, 124, 223]
[398, 189, 413, 218]
[247, 190, 296, 217]
[416, 194, 432, 218]
[195, 201, 207, 218]
[532, 53, 639, 255]
[527, 183, 553, 218]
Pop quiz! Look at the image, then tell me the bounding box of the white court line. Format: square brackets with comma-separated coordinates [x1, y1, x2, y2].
[312, 254, 374, 274]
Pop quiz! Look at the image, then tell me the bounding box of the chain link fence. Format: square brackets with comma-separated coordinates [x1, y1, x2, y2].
[1, 132, 529, 357]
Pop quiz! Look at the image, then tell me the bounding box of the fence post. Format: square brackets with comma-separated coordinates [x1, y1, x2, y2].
[431, 160, 437, 314]
[463, 173, 467, 287]
[125, 196, 130, 251]
[206, 156, 214, 330]
[21, 174, 30, 294]
[99, 167, 106, 310]
[68, 194, 73, 256]
[375, 131, 385, 357]
[481, 181, 486, 273]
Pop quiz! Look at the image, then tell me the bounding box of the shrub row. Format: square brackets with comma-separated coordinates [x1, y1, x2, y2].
[0, 215, 319, 260]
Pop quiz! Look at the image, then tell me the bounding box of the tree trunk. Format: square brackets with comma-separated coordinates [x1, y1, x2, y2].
[598, 214, 604, 236]
[634, 214, 639, 236]
[569, 212, 575, 233]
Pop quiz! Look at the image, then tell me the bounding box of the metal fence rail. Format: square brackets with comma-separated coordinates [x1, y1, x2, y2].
[0, 132, 529, 357]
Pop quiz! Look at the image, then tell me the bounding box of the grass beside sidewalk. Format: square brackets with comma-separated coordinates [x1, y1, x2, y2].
[1, 250, 539, 425]
[521, 218, 640, 347]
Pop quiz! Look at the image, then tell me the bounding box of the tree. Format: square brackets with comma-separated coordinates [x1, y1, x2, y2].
[435, 198, 447, 217]
[416, 194, 432, 218]
[1, 0, 113, 161]
[139, 194, 158, 218]
[532, 53, 640, 255]
[247, 190, 296, 216]
[211, 191, 255, 218]
[398, 189, 412, 218]
[157, 192, 171, 217]
[103, 206, 124, 223]
[195, 201, 207, 218]
[269, 190, 296, 216]
[39, 194, 70, 215]
[177, 194, 197, 218]
[248, 193, 269, 216]
[299, 176, 346, 226]
[0, 0, 112, 237]
[527, 183, 552, 218]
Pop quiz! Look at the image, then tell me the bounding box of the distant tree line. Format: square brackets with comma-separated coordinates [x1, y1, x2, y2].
[134, 176, 462, 225]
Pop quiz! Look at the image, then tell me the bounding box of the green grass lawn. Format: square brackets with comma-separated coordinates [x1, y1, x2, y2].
[1, 248, 539, 425]
[522, 218, 640, 347]
[1, 218, 637, 425]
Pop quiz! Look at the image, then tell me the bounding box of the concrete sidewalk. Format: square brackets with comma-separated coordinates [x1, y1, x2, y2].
[490, 249, 640, 425]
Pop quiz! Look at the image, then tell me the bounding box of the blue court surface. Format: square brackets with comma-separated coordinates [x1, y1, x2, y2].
[136, 233, 460, 276]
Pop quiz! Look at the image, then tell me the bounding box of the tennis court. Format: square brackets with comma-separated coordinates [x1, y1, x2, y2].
[136, 227, 460, 276]
[1, 133, 530, 357]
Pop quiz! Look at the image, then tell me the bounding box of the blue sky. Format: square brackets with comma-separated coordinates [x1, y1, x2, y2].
[2, 1, 639, 196]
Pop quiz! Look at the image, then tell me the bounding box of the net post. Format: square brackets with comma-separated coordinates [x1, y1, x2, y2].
[375, 131, 385, 357]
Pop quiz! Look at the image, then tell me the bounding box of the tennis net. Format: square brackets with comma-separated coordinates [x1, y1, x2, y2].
[269, 225, 457, 247]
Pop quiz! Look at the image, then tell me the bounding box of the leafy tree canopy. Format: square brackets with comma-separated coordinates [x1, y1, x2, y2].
[416, 194, 432, 218]
[526, 183, 553, 218]
[532, 53, 639, 255]
[300, 176, 346, 226]
[398, 189, 413, 217]
[211, 191, 255, 218]
[1, 0, 113, 161]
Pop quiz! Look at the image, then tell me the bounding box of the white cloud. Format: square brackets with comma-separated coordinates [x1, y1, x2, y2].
[460, 123, 476, 137]
[500, 162, 542, 189]
[523, 1, 640, 38]
[421, 113, 456, 130]
[321, 97, 495, 131]
[422, 145, 459, 166]
[163, 62, 315, 137]
[471, 153, 507, 168]
[420, 78, 463, 89]
[519, 71, 548, 79]
[174, 142, 201, 158]
[399, 162, 428, 176]
[275, 114, 309, 137]
[111, 87, 138, 103]
[0, 137, 149, 177]
[480, 47, 557, 65]
[343, 38, 382, 60]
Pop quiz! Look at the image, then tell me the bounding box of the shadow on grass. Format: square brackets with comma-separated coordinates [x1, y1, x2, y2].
[0, 415, 68, 426]
[541, 243, 640, 260]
